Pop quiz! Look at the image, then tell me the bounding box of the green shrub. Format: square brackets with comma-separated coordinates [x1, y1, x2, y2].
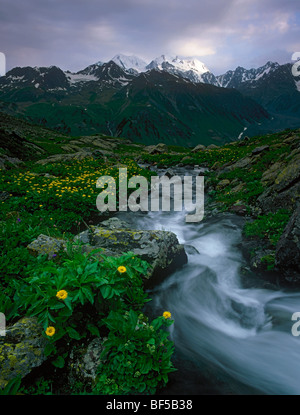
[12, 249, 150, 367]
[93, 309, 176, 395]
[243, 209, 291, 245]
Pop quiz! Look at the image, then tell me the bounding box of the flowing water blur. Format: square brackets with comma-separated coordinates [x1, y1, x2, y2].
[117, 166, 300, 395]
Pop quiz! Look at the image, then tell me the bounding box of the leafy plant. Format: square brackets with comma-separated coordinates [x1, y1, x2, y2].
[11, 248, 150, 367]
[20, 377, 53, 395]
[93, 309, 176, 395]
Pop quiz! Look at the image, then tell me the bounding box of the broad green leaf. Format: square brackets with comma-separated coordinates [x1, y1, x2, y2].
[52, 356, 65, 368]
[77, 266, 83, 275]
[140, 360, 152, 374]
[128, 309, 138, 328]
[58, 307, 72, 317]
[85, 262, 98, 274]
[138, 382, 146, 393]
[100, 285, 112, 299]
[66, 326, 81, 340]
[50, 302, 65, 310]
[81, 286, 94, 304]
[87, 324, 100, 337]
[46, 310, 56, 323]
[44, 342, 56, 357]
[78, 289, 85, 305]
[64, 297, 73, 311]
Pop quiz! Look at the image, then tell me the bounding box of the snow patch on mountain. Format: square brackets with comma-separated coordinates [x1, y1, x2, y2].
[254, 66, 272, 81]
[6, 75, 25, 82]
[238, 127, 248, 140]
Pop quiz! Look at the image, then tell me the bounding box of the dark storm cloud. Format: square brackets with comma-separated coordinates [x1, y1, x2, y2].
[0, 0, 299, 74]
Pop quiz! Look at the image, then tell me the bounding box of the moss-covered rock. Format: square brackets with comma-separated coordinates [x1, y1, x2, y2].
[74, 219, 187, 288]
[261, 161, 284, 186]
[0, 317, 48, 388]
[27, 234, 67, 259]
[68, 337, 106, 390]
[257, 154, 300, 213]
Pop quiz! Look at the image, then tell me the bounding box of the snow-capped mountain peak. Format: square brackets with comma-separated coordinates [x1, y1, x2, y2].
[216, 61, 280, 88]
[147, 55, 210, 74]
[111, 54, 148, 74]
[108, 53, 218, 84]
[145, 54, 218, 84]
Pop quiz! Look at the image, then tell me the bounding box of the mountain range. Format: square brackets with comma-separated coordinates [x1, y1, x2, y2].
[0, 54, 299, 146]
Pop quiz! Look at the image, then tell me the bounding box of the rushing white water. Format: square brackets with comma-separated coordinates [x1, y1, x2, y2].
[118, 166, 300, 395]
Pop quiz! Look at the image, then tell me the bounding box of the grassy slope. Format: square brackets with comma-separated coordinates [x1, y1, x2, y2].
[1, 113, 299, 270]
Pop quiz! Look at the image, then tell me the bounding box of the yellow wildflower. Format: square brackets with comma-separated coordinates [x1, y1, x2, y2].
[45, 326, 55, 337]
[56, 290, 68, 300]
[117, 266, 127, 273]
[163, 311, 172, 319]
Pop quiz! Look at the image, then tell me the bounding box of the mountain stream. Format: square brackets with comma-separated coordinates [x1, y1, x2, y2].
[116, 165, 300, 395]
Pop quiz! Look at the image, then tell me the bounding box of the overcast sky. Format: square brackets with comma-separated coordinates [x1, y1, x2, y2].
[1, 0, 300, 75]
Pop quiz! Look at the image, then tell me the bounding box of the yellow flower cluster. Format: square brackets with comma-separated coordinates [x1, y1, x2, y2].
[5, 159, 147, 203]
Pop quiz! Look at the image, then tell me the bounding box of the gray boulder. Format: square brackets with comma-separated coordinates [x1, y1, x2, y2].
[145, 143, 168, 154]
[74, 221, 187, 288]
[99, 217, 132, 230]
[27, 234, 67, 259]
[191, 144, 206, 153]
[0, 155, 24, 170]
[251, 145, 269, 156]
